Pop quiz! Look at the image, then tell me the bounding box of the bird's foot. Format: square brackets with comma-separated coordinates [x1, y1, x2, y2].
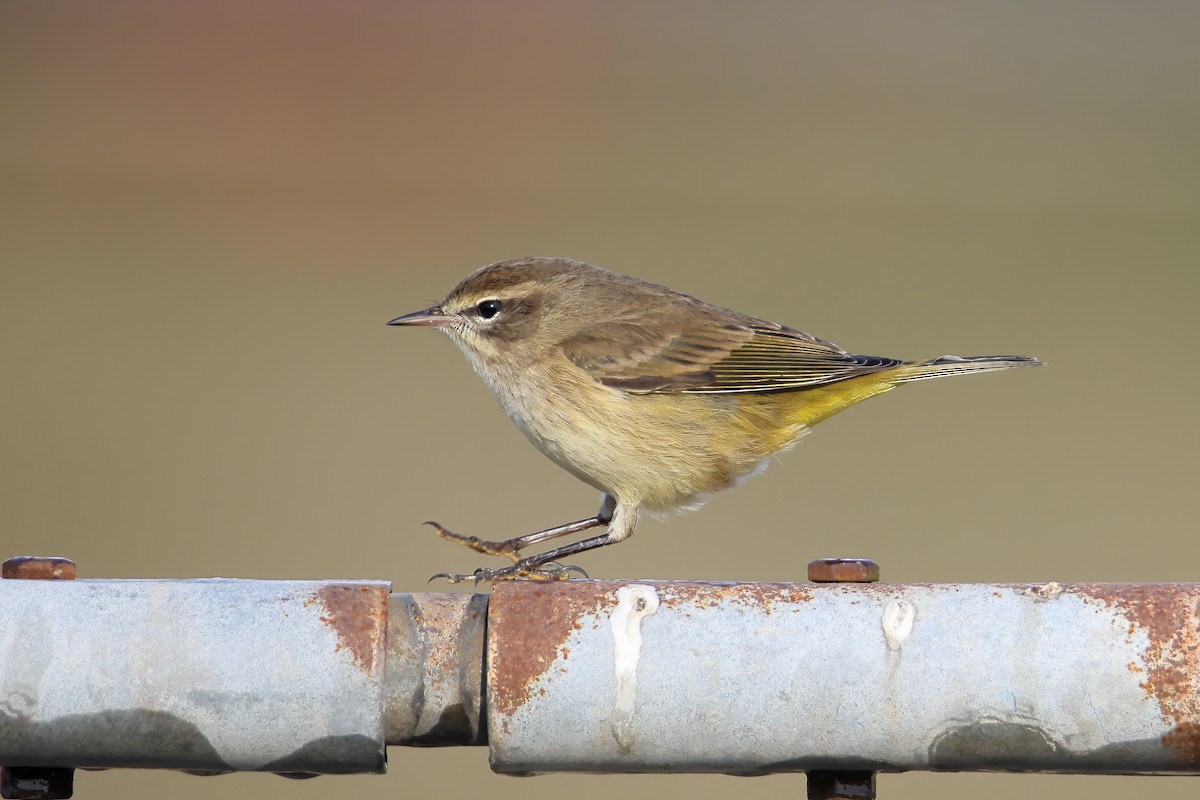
[429, 560, 589, 585]
[423, 520, 521, 562]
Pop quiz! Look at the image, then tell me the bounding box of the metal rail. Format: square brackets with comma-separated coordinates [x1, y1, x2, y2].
[1, 555, 1198, 800]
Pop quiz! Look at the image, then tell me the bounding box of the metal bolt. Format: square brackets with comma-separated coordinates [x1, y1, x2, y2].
[806, 558, 879, 799]
[807, 557, 879, 584]
[1, 557, 76, 800]
[2, 557, 76, 581]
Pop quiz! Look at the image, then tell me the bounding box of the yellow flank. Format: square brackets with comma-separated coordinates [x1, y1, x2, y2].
[727, 370, 899, 453]
[782, 370, 901, 429]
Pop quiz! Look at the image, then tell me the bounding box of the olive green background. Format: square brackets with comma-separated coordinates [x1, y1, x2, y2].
[2, 2, 1197, 798]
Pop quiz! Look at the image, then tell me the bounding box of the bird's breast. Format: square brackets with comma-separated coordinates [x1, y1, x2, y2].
[471, 355, 813, 511]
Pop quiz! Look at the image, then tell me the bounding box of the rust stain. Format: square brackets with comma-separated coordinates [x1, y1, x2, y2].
[1165, 722, 1200, 761]
[656, 581, 814, 611]
[306, 583, 388, 675]
[1068, 584, 1200, 766]
[487, 580, 819, 723]
[488, 581, 611, 721]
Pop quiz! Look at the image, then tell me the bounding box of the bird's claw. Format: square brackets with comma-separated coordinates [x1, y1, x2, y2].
[546, 561, 590, 579]
[427, 560, 588, 584]
[427, 571, 479, 586]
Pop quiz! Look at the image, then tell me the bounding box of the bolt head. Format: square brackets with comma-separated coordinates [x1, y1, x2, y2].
[2, 557, 76, 580]
[807, 558, 879, 584]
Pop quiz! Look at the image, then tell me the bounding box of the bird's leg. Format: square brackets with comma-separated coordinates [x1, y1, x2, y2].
[426, 494, 615, 563]
[432, 500, 637, 584]
[424, 513, 607, 563]
[422, 515, 600, 561]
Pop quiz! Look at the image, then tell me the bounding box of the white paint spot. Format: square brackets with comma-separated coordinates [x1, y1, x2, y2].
[609, 584, 660, 754]
[882, 598, 915, 651]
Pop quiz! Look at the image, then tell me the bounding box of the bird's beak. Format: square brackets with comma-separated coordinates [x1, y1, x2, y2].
[387, 306, 452, 328]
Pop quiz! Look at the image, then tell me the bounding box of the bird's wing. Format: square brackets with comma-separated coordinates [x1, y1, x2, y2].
[560, 318, 902, 394]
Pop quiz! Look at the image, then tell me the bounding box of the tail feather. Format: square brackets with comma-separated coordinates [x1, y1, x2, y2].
[781, 353, 1041, 429]
[888, 354, 1043, 384]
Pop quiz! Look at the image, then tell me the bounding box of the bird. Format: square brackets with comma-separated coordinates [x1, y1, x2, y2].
[389, 257, 1041, 582]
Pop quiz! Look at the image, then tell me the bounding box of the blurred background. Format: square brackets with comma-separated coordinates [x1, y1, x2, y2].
[2, 1, 1197, 798]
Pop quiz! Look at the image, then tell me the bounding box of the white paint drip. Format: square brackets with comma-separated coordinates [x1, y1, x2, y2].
[882, 598, 915, 651]
[608, 584, 660, 754]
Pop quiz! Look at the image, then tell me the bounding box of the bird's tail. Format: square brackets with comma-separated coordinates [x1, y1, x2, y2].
[887, 354, 1043, 384]
[779, 353, 1041, 430]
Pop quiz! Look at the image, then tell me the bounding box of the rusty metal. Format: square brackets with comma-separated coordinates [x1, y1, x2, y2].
[1, 556, 77, 800]
[805, 559, 879, 800]
[1, 558, 75, 582]
[384, 592, 487, 745]
[309, 584, 388, 675]
[486, 580, 1200, 776]
[1066, 584, 1200, 766]
[807, 558, 879, 584]
[0, 578, 390, 775]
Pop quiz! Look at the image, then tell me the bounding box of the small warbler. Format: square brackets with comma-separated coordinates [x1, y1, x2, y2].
[389, 257, 1040, 582]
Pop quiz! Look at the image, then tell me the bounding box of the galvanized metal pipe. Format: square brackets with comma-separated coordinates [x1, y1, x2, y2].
[485, 580, 1200, 775]
[0, 573, 488, 780]
[0, 578, 390, 775]
[3, 571, 1199, 783]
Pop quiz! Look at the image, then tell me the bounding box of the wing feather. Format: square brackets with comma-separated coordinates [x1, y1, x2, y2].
[560, 317, 902, 394]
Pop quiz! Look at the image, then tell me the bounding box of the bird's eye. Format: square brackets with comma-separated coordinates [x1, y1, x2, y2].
[476, 300, 502, 319]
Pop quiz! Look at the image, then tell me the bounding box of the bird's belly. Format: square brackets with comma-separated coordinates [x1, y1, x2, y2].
[493, 377, 804, 511]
